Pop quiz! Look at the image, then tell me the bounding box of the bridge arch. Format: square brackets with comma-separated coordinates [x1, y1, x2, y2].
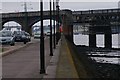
[2, 20, 22, 29]
[3, 21, 21, 26]
[29, 19, 57, 35]
[30, 19, 57, 28]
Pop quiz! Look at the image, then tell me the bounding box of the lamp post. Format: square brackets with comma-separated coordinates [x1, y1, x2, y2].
[50, 0, 53, 56]
[53, 0, 56, 49]
[22, 2, 33, 12]
[56, 0, 60, 44]
[23, 2, 27, 12]
[40, 0, 45, 74]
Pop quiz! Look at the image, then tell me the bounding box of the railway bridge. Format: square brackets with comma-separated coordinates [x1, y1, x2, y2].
[1, 8, 120, 48]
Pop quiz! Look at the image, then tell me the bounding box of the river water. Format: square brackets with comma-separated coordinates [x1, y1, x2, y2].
[73, 34, 120, 65]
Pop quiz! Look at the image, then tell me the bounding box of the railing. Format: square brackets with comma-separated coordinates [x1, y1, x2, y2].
[1, 8, 120, 18]
[1, 10, 57, 18]
[73, 8, 120, 15]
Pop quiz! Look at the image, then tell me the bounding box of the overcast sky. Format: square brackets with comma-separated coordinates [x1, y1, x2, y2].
[1, 0, 120, 26]
[1, 1, 120, 13]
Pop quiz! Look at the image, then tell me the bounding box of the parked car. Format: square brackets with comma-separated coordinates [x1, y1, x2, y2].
[24, 32, 31, 42]
[34, 31, 41, 39]
[46, 31, 54, 36]
[46, 32, 50, 36]
[0, 30, 15, 46]
[13, 31, 31, 44]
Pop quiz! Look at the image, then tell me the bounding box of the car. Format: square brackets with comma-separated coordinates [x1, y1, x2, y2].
[0, 30, 15, 46]
[34, 31, 41, 39]
[46, 31, 54, 36]
[13, 31, 30, 44]
[46, 32, 50, 36]
[24, 32, 31, 42]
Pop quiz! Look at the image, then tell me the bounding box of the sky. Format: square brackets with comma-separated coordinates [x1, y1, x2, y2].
[1, 1, 120, 13]
[1, 0, 120, 2]
[1, 0, 120, 26]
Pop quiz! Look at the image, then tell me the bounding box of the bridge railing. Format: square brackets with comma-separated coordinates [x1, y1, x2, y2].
[1, 8, 120, 18]
[1, 10, 57, 18]
[73, 8, 120, 15]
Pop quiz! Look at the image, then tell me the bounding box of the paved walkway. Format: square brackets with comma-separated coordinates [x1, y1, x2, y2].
[56, 35, 79, 78]
[1, 37, 39, 57]
[2, 38, 51, 78]
[2, 35, 79, 79]
[44, 35, 79, 78]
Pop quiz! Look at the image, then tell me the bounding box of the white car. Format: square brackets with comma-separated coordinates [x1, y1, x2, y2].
[34, 32, 41, 39]
[46, 31, 54, 36]
[0, 30, 15, 46]
[46, 32, 50, 36]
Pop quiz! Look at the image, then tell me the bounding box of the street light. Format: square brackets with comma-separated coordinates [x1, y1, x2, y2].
[40, 0, 45, 74]
[21, 2, 33, 12]
[56, 0, 60, 44]
[50, 0, 53, 56]
[24, 2, 27, 12]
[53, 0, 56, 49]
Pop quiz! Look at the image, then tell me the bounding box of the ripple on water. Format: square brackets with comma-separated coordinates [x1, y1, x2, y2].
[90, 57, 120, 65]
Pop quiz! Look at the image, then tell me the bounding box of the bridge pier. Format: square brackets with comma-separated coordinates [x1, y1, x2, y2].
[56, 4, 60, 45]
[89, 26, 96, 48]
[22, 25, 32, 35]
[62, 10, 73, 43]
[104, 27, 112, 48]
[28, 28, 32, 36]
[89, 34, 96, 48]
[104, 33, 112, 48]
